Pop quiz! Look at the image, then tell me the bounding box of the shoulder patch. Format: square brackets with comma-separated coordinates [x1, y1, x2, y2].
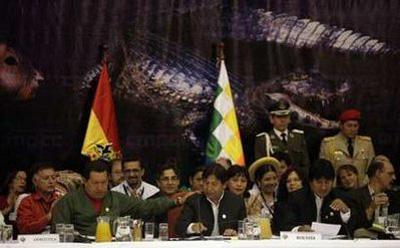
[291, 129, 304, 134]
[358, 135, 372, 141]
[256, 132, 268, 137]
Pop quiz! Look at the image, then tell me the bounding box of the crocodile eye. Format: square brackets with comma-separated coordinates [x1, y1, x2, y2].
[4, 56, 18, 66]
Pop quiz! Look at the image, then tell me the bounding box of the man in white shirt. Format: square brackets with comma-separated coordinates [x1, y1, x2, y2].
[112, 156, 159, 199]
[175, 164, 246, 237]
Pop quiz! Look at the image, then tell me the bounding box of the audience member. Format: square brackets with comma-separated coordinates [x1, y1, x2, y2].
[320, 109, 375, 184]
[273, 167, 305, 234]
[109, 159, 124, 188]
[226, 165, 262, 217]
[336, 164, 359, 191]
[188, 166, 205, 192]
[175, 164, 246, 237]
[248, 157, 280, 218]
[112, 155, 159, 199]
[276, 167, 305, 202]
[0, 170, 27, 221]
[151, 163, 194, 238]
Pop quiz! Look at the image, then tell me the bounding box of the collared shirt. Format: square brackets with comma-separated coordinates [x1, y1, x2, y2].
[111, 180, 159, 200]
[314, 193, 350, 224]
[273, 128, 289, 142]
[206, 192, 225, 236]
[315, 194, 323, 223]
[368, 184, 387, 221]
[187, 192, 225, 235]
[17, 191, 58, 234]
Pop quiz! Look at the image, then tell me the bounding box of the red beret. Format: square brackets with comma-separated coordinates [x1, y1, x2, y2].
[339, 109, 361, 122]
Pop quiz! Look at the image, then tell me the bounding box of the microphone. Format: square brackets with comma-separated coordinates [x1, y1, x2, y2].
[197, 195, 205, 240]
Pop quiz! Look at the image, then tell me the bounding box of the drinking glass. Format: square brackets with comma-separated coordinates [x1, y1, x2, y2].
[158, 223, 168, 241]
[63, 224, 74, 242]
[386, 214, 400, 236]
[258, 217, 272, 239]
[244, 221, 254, 240]
[55, 223, 65, 242]
[131, 219, 143, 241]
[2, 225, 13, 242]
[144, 222, 154, 240]
[238, 220, 245, 240]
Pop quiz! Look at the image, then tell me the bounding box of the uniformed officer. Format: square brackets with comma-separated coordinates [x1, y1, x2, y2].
[319, 109, 375, 184]
[254, 99, 310, 176]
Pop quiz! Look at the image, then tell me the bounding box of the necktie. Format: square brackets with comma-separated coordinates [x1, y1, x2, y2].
[348, 138, 354, 157]
[281, 133, 287, 144]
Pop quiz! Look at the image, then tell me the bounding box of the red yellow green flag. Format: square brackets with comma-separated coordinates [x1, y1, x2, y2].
[81, 63, 121, 161]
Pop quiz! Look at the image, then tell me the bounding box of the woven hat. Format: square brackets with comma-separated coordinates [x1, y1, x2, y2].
[248, 157, 281, 182]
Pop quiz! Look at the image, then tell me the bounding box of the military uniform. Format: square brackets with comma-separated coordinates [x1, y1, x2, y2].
[254, 129, 311, 173]
[319, 133, 375, 184]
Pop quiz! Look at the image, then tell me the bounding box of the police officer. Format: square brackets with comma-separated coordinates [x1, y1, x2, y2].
[254, 99, 310, 175]
[319, 109, 375, 185]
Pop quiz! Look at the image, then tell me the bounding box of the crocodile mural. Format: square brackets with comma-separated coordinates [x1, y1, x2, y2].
[72, 1, 399, 153]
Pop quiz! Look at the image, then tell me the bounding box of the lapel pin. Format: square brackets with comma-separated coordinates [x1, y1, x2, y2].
[222, 214, 226, 219]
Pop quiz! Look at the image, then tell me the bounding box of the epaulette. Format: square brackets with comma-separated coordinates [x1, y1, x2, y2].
[322, 136, 335, 142]
[358, 135, 372, 141]
[291, 129, 304, 134]
[256, 132, 268, 137]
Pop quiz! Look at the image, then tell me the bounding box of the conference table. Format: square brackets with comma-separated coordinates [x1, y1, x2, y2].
[2, 239, 400, 248]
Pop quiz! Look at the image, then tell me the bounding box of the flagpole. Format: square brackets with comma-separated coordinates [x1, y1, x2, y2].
[99, 44, 109, 65]
[219, 42, 225, 60]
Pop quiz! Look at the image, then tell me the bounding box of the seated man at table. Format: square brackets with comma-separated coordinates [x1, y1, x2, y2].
[279, 159, 355, 236]
[175, 164, 246, 237]
[349, 157, 397, 230]
[52, 160, 187, 237]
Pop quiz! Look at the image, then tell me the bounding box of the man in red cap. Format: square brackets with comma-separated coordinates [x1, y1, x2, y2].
[319, 109, 375, 184]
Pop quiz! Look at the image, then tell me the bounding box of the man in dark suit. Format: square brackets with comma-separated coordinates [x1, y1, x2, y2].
[254, 99, 310, 176]
[279, 159, 354, 236]
[349, 156, 397, 230]
[175, 164, 246, 237]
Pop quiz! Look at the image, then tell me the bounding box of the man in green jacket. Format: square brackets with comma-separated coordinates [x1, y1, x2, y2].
[52, 160, 185, 237]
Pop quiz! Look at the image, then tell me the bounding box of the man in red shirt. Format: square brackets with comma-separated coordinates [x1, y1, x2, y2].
[17, 163, 59, 234]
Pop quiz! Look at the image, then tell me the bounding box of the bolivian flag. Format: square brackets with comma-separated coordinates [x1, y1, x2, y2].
[205, 60, 245, 166]
[81, 63, 121, 161]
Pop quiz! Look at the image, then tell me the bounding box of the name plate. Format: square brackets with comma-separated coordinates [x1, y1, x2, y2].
[280, 231, 322, 240]
[18, 234, 60, 243]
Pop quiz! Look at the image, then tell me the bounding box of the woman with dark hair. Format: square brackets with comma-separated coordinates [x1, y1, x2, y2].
[0, 170, 27, 219]
[336, 164, 359, 191]
[277, 167, 305, 202]
[273, 167, 305, 234]
[248, 157, 281, 218]
[226, 165, 262, 217]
